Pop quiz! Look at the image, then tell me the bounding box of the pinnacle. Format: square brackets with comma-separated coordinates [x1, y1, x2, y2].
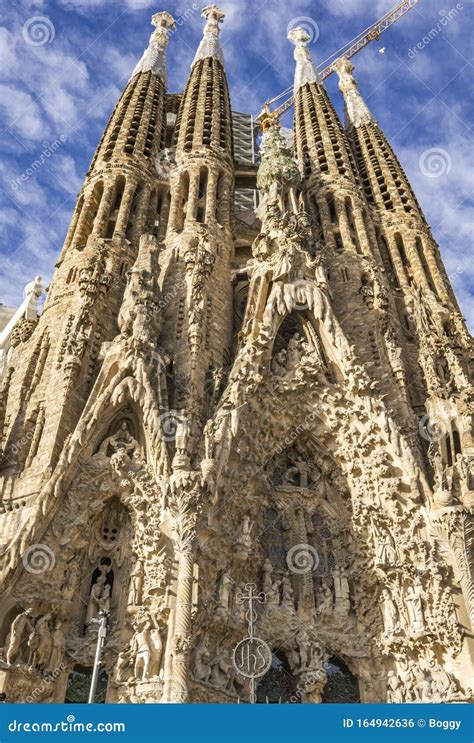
[289, 25, 322, 92]
[287, 27, 311, 47]
[151, 11, 176, 31]
[192, 3, 225, 67]
[334, 58, 374, 128]
[130, 9, 176, 81]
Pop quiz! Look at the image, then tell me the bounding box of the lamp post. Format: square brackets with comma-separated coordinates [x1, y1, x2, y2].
[88, 610, 109, 704]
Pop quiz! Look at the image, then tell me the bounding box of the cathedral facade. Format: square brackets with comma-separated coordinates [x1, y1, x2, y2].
[0, 6, 472, 704]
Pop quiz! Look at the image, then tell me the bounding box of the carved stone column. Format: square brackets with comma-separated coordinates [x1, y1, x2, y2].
[205, 170, 218, 225]
[186, 169, 200, 224]
[92, 183, 116, 237]
[167, 470, 201, 702]
[171, 546, 195, 702]
[335, 196, 353, 253]
[114, 181, 137, 237]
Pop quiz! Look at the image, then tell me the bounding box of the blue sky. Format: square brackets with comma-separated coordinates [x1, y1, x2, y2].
[0, 0, 472, 328]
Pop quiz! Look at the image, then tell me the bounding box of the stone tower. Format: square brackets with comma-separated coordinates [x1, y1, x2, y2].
[0, 8, 472, 705]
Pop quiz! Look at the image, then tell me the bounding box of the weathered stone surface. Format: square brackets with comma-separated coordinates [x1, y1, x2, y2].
[0, 9, 472, 706]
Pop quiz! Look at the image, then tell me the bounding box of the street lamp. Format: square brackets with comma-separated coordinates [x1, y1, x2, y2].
[88, 610, 109, 704]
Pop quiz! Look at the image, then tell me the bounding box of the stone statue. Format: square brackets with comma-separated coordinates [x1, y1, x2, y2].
[209, 649, 233, 688]
[296, 628, 311, 670]
[375, 530, 397, 567]
[203, 418, 216, 460]
[86, 574, 110, 625]
[317, 584, 333, 621]
[406, 581, 425, 635]
[235, 514, 252, 558]
[218, 571, 232, 612]
[28, 613, 52, 671]
[116, 649, 133, 683]
[5, 609, 34, 665]
[281, 575, 295, 610]
[387, 671, 404, 703]
[284, 455, 310, 487]
[287, 333, 304, 367]
[100, 421, 139, 459]
[332, 567, 350, 615]
[272, 348, 288, 375]
[61, 563, 79, 603]
[98, 583, 111, 614]
[172, 409, 190, 455]
[129, 558, 144, 606]
[131, 618, 163, 681]
[48, 620, 66, 672]
[193, 638, 211, 682]
[381, 589, 399, 635]
[267, 580, 281, 606]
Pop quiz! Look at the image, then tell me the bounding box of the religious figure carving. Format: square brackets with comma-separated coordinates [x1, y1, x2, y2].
[296, 628, 311, 670]
[406, 580, 426, 635]
[192, 638, 211, 682]
[131, 618, 163, 682]
[317, 584, 333, 621]
[374, 528, 397, 567]
[217, 572, 232, 612]
[5, 609, 34, 666]
[129, 558, 144, 606]
[235, 515, 253, 559]
[267, 580, 281, 606]
[116, 649, 133, 684]
[387, 671, 404, 703]
[99, 421, 140, 459]
[48, 620, 66, 671]
[381, 589, 400, 636]
[86, 574, 111, 625]
[28, 613, 52, 671]
[332, 567, 350, 615]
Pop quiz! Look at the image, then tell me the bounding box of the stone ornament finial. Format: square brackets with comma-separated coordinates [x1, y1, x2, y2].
[288, 27, 322, 93]
[24, 275, 45, 299]
[130, 10, 176, 81]
[192, 4, 225, 67]
[334, 57, 374, 129]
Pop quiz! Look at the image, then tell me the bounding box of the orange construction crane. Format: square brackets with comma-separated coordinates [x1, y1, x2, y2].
[257, 0, 421, 130]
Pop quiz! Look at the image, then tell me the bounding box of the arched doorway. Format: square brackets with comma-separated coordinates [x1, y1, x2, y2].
[64, 664, 108, 703]
[321, 656, 360, 703]
[256, 652, 300, 704]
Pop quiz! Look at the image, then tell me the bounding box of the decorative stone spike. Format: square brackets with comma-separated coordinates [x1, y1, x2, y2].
[192, 4, 225, 67]
[131, 11, 176, 81]
[288, 27, 322, 93]
[334, 58, 374, 129]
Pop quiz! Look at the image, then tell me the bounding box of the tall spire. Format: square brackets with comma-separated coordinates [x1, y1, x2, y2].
[288, 27, 322, 93]
[334, 58, 374, 128]
[131, 11, 176, 81]
[192, 4, 225, 67]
